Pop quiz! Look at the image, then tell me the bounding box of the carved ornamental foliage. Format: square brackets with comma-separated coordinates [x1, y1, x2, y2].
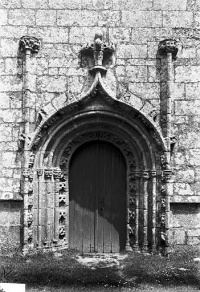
[19, 36, 40, 54]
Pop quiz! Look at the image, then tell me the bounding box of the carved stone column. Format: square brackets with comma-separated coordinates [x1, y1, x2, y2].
[158, 39, 178, 254]
[150, 170, 157, 253]
[19, 36, 40, 251]
[19, 36, 40, 167]
[133, 170, 141, 252]
[162, 169, 172, 255]
[44, 169, 53, 247]
[158, 39, 178, 165]
[37, 169, 43, 247]
[142, 170, 150, 252]
[53, 168, 62, 245]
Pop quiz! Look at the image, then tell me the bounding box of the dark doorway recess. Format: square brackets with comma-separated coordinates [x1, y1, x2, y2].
[69, 141, 127, 253]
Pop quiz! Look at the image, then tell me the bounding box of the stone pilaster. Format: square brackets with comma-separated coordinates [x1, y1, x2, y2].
[19, 36, 40, 251]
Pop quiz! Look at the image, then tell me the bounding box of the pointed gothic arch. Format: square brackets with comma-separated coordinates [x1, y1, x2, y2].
[22, 89, 169, 253]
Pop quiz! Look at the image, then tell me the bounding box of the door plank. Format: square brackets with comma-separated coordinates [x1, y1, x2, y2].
[69, 141, 126, 253]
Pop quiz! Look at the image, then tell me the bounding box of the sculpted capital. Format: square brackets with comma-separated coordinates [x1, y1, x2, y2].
[19, 35, 40, 54]
[158, 39, 178, 59]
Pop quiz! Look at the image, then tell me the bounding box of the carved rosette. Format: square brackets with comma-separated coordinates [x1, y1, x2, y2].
[158, 39, 178, 60]
[19, 35, 40, 54]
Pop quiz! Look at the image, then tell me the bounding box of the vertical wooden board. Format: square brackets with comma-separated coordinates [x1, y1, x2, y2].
[69, 141, 126, 253]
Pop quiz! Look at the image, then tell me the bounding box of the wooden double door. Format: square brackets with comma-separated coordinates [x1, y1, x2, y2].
[69, 141, 127, 253]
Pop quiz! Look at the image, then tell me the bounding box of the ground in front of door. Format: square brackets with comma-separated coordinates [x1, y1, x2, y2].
[0, 247, 200, 292]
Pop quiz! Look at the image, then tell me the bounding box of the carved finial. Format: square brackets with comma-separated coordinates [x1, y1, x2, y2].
[19, 35, 40, 54]
[94, 31, 103, 41]
[79, 33, 115, 73]
[158, 39, 178, 60]
[94, 31, 104, 66]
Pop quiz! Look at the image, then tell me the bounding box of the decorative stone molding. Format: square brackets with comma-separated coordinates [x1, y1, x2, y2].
[158, 39, 178, 60]
[37, 169, 43, 176]
[142, 171, 150, 180]
[19, 35, 40, 54]
[29, 153, 35, 168]
[162, 169, 172, 182]
[59, 195, 66, 204]
[53, 168, 62, 179]
[44, 169, 53, 178]
[22, 168, 30, 178]
[80, 31, 115, 73]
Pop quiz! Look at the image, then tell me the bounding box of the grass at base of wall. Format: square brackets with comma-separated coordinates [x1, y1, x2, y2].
[0, 245, 199, 290]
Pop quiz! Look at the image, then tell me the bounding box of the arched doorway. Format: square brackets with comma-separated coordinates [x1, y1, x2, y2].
[25, 94, 168, 253]
[69, 141, 127, 253]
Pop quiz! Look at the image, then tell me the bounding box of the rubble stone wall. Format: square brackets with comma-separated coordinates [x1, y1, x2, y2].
[1, 0, 200, 249]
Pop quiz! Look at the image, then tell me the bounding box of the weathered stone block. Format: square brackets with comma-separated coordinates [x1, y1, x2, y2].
[49, 0, 81, 9]
[82, 0, 113, 10]
[131, 27, 172, 44]
[5, 58, 21, 75]
[0, 9, 7, 25]
[22, 0, 48, 8]
[126, 66, 147, 82]
[187, 236, 200, 245]
[129, 82, 160, 100]
[0, 76, 22, 91]
[147, 65, 160, 82]
[187, 229, 200, 237]
[57, 10, 98, 26]
[0, 125, 12, 142]
[67, 76, 83, 94]
[169, 229, 186, 244]
[121, 11, 162, 27]
[171, 196, 200, 203]
[8, 9, 35, 26]
[37, 76, 67, 93]
[153, 0, 187, 10]
[1, 109, 22, 123]
[36, 10, 56, 26]
[0, 39, 19, 57]
[178, 131, 200, 148]
[0, 0, 21, 8]
[186, 83, 200, 99]
[189, 149, 200, 166]
[49, 57, 73, 68]
[109, 28, 131, 43]
[0, 25, 27, 37]
[175, 169, 195, 183]
[173, 183, 194, 196]
[98, 10, 120, 27]
[117, 44, 147, 59]
[70, 27, 107, 44]
[163, 11, 193, 27]
[114, 0, 153, 10]
[28, 27, 69, 43]
[0, 93, 10, 108]
[175, 100, 200, 115]
[179, 47, 196, 59]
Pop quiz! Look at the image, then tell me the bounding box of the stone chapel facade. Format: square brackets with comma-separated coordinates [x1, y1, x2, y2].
[1, 0, 200, 254]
